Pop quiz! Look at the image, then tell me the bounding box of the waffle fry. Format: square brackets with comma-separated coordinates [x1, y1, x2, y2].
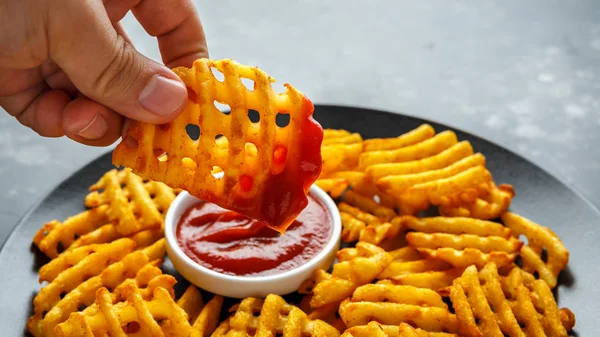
[33, 169, 175, 259]
[399, 216, 522, 268]
[450, 263, 574, 337]
[55, 284, 196, 337]
[308, 242, 392, 308]
[113, 58, 323, 233]
[86, 168, 177, 234]
[377, 153, 486, 196]
[376, 247, 464, 294]
[502, 212, 569, 289]
[365, 141, 474, 182]
[339, 283, 459, 333]
[27, 240, 168, 337]
[359, 130, 458, 168]
[396, 166, 493, 215]
[33, 238, 136, 318]
[338, 201, 390, 243]
[328, 171, 397, 208]
[299, 295, 347, 332]
[341, 321, 459, 337]
[343, 190, 396, 221]
[177, 285, 224, 336]
[363, 124, 436, 152]
[439, 183, 514, 220]
[322, 143, 363, 175]
[33, 207, 109, 259]
[323, 132, 363, 146]
[212, 294, 340, 336]
[316, 178, 349, 198]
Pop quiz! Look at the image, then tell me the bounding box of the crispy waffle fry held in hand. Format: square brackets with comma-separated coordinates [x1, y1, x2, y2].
[113, 58, 323, 233]
[399, 216, 523, 268]
[338, 283, 459, 333]
[341, 321, 459, 337]
[55, 284, 196, 337]
[212, 294, 341, 337]
[450, 263, 574, 337]
[502, 212, 569, 289]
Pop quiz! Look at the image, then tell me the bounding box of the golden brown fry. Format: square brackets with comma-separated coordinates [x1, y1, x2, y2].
[212, 294, 340, 337]
[365, 141, 474, 181]
[316, 178, 350, 198]
[343, 190, 396, 221]
[194, 294, 225, 337]
[33, 206, 109, 259]
[28, 250, 172, 337]
[377, 153, 486, 195]
[362, 124, 436, 152]
[341, 321, 459, 337]
[55, 284, 197, 337]
[396, 166, 493, 214]
[339, 283, 459, 332]
[177, 284, 204, 323]
[439, 183, 514, 220]
[323, 133, 363, 145]
[450, 263, 573, 337]
[399, 216, 521, 268]
[86, 168, 176, 235]
[359, 130, 458, 168]
[33, 239, 136, 318]
[324, 129, 352, 139]
[310, 242, 392, 308]
[322, 143, 363, 175]
[300, 295, 347, 332]
[375, 247, 462, 293]
[501, 212, 569, 289]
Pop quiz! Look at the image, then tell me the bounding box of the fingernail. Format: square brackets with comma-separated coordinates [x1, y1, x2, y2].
[139, 75, 187, 116]
[76, 114, 107, 140]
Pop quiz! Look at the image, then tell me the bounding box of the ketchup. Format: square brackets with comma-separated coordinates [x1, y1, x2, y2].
[176, 193, 332, 277]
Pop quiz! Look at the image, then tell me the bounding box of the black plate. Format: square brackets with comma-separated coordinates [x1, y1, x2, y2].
[1, 105, 598, 336]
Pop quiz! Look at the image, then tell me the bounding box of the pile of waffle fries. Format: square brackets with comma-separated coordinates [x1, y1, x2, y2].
[27, 59, 574, 337]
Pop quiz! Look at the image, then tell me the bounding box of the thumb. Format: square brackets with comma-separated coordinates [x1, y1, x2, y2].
[49, 0, 188, 124]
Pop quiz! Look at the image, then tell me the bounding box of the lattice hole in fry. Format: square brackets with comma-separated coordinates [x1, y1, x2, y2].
[399, 216, 523, 269]
[112, 58, 323, 233]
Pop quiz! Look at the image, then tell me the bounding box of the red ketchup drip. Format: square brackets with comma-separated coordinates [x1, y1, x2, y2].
[176, 193, 332, 276]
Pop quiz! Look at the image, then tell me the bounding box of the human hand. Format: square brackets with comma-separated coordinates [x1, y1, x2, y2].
[0, 0, 208, 146]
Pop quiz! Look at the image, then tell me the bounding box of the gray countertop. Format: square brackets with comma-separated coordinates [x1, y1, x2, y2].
[1, 0, 599, 245]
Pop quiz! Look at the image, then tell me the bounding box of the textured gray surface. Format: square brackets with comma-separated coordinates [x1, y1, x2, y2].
[1, 0, 599, 245]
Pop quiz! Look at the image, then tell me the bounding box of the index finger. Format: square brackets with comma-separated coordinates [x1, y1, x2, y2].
[132, 0, 208, 68]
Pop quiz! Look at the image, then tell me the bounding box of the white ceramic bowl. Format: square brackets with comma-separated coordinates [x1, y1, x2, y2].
[164, 185, 341, 299]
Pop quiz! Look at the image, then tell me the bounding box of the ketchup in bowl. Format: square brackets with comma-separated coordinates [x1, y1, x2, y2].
[175, 193, 333, 277]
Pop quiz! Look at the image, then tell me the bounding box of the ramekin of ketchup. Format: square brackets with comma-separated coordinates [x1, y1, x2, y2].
[164, 184, 341, 299]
